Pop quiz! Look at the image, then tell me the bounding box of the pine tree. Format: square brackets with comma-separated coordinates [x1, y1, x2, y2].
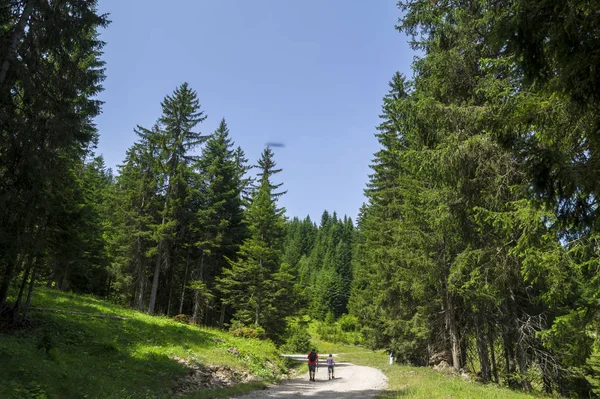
[191, 118, 247, 324]
[138, 83, 207, 315]
[110, 132, 162, 310]
[217, 147, 293, 338]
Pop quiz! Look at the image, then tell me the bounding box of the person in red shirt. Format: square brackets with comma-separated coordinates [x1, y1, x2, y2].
[307, 348, 318, 381]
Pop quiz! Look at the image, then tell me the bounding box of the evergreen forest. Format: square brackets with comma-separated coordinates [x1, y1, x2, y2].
[2, 1, 600, 397]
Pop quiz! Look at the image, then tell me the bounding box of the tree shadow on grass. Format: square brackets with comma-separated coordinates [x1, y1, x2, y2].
[29, 307, 218, 349]
[32, 289, 138, 316]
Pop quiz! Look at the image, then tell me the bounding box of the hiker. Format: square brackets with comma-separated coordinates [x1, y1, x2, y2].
[307, 348, 318, 381]
[327, 354, 335, 379]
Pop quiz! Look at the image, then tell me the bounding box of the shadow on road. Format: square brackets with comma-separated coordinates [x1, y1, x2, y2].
[235, 385, 388, 398]
[297, 362, 353, 369]
[233, 375, 394, 398]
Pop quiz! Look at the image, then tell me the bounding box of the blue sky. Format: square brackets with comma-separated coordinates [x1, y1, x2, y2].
[95, 0, 414, 222]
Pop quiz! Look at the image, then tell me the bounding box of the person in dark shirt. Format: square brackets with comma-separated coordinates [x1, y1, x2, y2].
[307, 348, 318, 381]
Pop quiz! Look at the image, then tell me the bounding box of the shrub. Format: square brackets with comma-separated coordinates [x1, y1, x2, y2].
[229, 320, 267, 339]
[172, 314, 189, 324]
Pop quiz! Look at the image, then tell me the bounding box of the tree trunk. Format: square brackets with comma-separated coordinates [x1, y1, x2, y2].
[106, 275, 112, 299]
[148, 197, 168, 314]
[147, 240, 163, 315]
[137, 271, 146, 312]
[0, 249, 25, 311]
[192, 251, 205, 324]
[46, 260, 58, 288]
[255, 303, 260, 326]
[447, 293, 461, 370]
[166, 257, 173, 317]
[475, 313, 491, 382]
[516, 341, 531, 391]
[255, 259, 263, 327]
[488, 321, 498, 383]
[219, 302, 225, 328]
[0, 0, 36, 86]
[14, 254, 34, 313]
[22, 258, 39, 319]
[503, 326, 517, 388]
[179, 246, 190, 314]
[60, 262, 70, 291]
[487, 321, 498, 383]
[134, 238, 145, 310]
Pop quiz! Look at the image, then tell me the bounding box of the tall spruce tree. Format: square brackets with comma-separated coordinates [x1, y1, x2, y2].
[140, 83, 207, 315]
[110, 129, 162, 310]
[191, 118, 247, 325]
[217, 147, 294, 338]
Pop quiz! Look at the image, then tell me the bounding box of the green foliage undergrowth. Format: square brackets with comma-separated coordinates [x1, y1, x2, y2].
[0, 288, 287, 399]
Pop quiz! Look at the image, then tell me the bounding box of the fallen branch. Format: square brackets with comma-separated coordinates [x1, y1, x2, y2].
[30, 307, 127, 320]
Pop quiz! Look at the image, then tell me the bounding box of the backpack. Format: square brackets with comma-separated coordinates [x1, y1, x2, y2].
[308, 352, 317, 362]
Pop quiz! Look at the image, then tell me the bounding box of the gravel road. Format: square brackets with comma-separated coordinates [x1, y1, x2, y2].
[233, 359, 387, 398]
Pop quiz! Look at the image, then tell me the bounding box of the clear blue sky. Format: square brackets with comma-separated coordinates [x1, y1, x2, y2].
[95, 0, 414, 222]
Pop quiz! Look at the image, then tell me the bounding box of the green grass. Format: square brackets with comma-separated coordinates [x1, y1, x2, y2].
[310, 338, 546, 399]
[0, 288, 286, 399]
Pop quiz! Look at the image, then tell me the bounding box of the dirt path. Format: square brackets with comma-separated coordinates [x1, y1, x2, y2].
[234, 359, 387, 398]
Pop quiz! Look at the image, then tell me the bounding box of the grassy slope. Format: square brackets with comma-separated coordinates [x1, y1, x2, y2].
[312, 338, 545, 399]
[0, 288, 286, 399]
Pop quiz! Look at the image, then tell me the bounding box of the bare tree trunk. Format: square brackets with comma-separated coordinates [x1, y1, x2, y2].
[14, 254, 34, 313]
[137, 272, 146, 311]
[178, 245, 190, 314]
[502, 295, 521, 388]
[516, 341, 531, 391]
[60, 262, 70, 291]
[106, 275, 112, 299]
[0, 249, 25, 311]
[22, 258, 39, 319]
[147, 240, 163, 315]
[46, 260, 57, 288]
[219, 302, 225, 328]
[475, 313, 491, 382]
[503, 324, 517, 387]
[148, 201, 167, 315]
[0, 0, 36, 86]
[166, 254, 173, 317]
[134, 239, 145, 310]
[488, 321, 498, 383]
[447, 293, 461, 370]
[192, 251, 205, 324]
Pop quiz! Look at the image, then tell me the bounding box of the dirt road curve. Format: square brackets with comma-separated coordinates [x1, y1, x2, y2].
[234, 361, 387, 398]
